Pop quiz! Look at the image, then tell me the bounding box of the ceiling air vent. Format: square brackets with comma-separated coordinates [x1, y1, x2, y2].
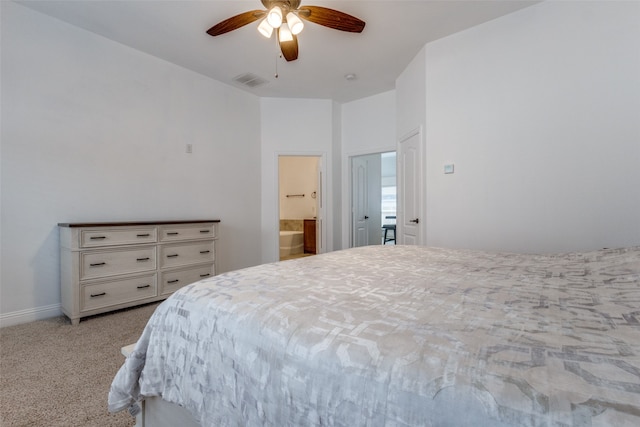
[233, 73, 269, 88]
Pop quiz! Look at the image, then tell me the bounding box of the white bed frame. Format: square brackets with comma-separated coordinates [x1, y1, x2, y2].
[121, 344, 199, 427]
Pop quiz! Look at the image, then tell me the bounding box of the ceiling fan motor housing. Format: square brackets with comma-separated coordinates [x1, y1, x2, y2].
[262, 0, 302, 13]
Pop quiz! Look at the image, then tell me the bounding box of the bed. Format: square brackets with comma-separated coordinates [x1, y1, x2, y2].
[108, 245, 640, 426]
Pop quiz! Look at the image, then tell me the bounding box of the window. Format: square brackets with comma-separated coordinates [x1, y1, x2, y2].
[381, 152, 396, 225]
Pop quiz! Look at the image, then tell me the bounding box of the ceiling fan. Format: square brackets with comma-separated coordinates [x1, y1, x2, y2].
[206, 0, 366, 62]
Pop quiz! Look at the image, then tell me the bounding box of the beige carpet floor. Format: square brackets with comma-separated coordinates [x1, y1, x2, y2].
[0, 302, 161, 427]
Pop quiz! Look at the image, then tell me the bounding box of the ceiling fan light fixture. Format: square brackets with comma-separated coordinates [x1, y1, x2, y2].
[286, 12, 304, 35]
[207, 2, 366, 63]
[267, 6, 283, 28]
[258, 18, 273, 38]
[279, 22, 293, 42]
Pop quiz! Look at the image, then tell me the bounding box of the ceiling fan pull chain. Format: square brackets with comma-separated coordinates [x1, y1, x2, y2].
[275, 54, 278, 79]
[274, 34, 281, 78]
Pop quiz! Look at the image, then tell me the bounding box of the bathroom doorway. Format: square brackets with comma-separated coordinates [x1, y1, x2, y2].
[278, 155, 322, 261]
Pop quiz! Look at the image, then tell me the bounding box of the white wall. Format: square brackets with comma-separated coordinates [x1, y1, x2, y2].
[260, 97, 335, 263]
[422, 0, 640, 253]
[1, 2, 263, 325]
[340, 91, 396, 248]
[342, 91, 397, 154]
[331, 101, 343, 250]
[396, 48, 426, 141]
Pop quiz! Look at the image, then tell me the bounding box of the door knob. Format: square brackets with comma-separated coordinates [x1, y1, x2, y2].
[364, 216, 369, 219]
[409, 218, 419, 224]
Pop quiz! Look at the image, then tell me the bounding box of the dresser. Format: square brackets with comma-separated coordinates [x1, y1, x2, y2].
[58, 220, 220, 325]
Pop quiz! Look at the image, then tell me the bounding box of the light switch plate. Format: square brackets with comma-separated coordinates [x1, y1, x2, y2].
[444, 164, 454, 174]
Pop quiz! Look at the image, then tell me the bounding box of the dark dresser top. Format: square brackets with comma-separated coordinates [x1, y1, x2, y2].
[58, 219, 220, 228]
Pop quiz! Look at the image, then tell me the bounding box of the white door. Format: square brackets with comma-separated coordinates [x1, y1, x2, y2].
[366, 155, 382, 245]
[351, 154, 382, 247]
[352, 156, 368, 247]
[398, 130, 423, 245]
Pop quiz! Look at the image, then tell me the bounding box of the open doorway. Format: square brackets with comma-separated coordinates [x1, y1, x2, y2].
[350, 151, 396, 247]
[278, 155, 321, 261]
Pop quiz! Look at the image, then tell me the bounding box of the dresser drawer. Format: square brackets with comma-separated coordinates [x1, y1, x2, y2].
[80, 246, 157, 280]
[81, 274, 157, 312]
[159, 224, 216, 242]
[81, 227, 157, 248]
[159, 241, 215, 269]
[159, 264, 215, 296]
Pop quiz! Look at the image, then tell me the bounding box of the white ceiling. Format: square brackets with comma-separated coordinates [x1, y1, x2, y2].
[16, 0, 540, 103]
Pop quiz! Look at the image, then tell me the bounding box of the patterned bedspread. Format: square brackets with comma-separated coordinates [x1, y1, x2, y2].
[108, 245, 640, 426]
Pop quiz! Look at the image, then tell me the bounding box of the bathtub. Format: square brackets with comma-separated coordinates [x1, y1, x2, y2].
[279, 230, 304, 258]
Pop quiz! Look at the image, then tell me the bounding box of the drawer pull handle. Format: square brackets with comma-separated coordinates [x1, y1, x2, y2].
[90, 292, 106, 298]
[200, 250, 210, 254]
[167, 232, 179, 236]
[136, 257, 150, 262]
[89, 262, 106, 267]
[137, 284, 151, 289]
[90, 236, 106, 240]
[167, 279, 180, 284]
[167, 254, 179, 258]
[137, 233, 150, 237]
[200, 230, 210, 234]
[200, 273, 211, 278]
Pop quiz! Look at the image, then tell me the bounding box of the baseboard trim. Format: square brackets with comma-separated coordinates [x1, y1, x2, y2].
[0, 304, 62, 328]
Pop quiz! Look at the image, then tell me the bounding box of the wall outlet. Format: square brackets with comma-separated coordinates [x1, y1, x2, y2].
[186, 144, 193, 154]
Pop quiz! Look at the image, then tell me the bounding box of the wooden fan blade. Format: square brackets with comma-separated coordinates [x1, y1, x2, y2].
[279, 34, 299, 62]
[298, 6, 365, 33]
[206, 10, 266, 36]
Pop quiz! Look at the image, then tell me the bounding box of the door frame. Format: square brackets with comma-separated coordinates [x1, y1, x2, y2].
[343, 148, 396, 249]
[275, 152, 327, 259]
